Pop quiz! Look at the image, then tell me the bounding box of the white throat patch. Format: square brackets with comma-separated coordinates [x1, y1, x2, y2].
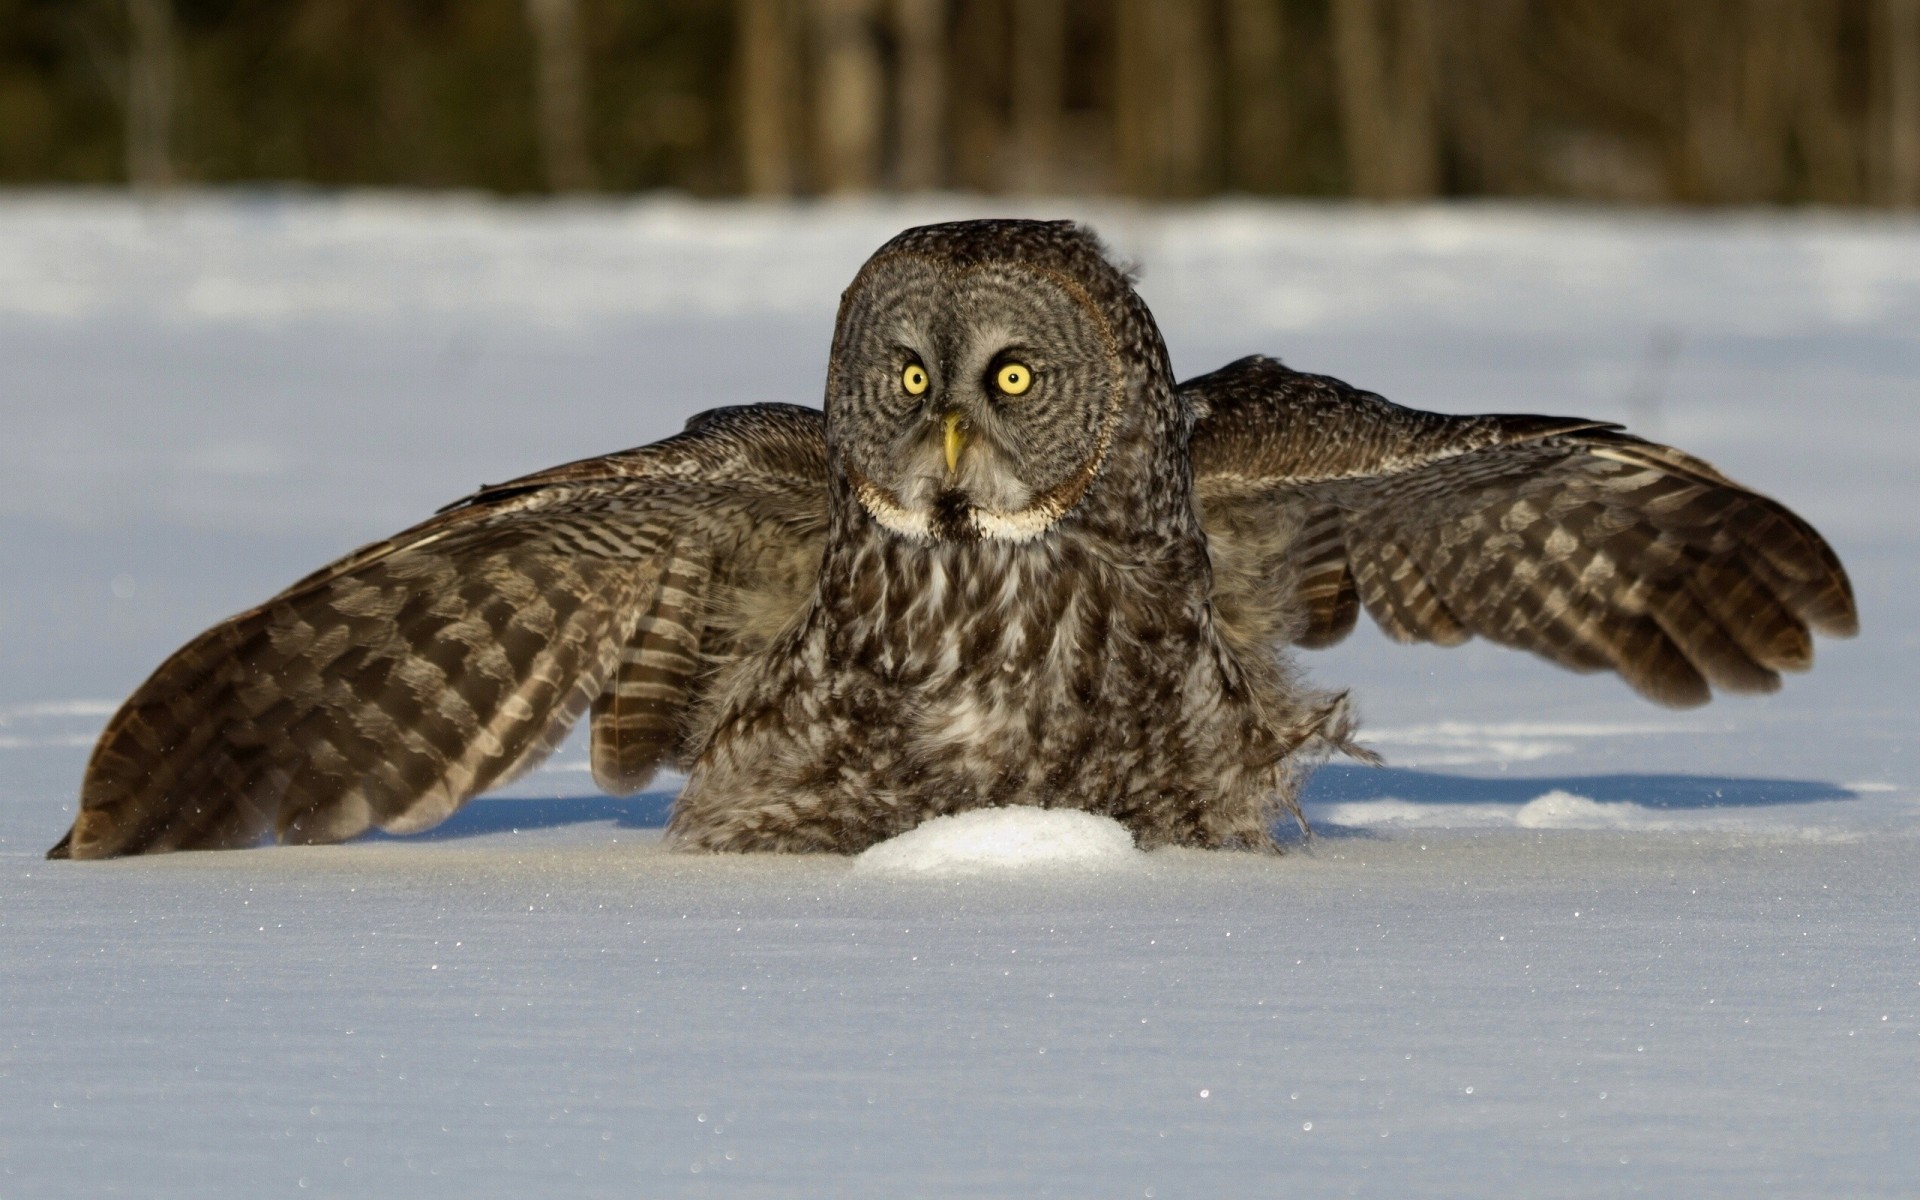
[853, 475, 1064, 544]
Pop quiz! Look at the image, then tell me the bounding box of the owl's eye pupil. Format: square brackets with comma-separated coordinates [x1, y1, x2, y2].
[902, 364, 929, 395]
[995, 363, 1032, 396]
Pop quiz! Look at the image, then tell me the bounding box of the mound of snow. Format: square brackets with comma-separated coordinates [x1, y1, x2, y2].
[853, 807, 1141, 876]
[1312, 790, 1668, 831]
[1513, 790, 1656, 829]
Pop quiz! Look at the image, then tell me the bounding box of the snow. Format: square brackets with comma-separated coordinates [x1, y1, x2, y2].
[853, 807, 1143, 876]
[2, 193, 1917, 1197]
[1314, 787, 1876, 836]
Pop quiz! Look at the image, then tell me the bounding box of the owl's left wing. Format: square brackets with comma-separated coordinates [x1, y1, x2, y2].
[50, 404, 829, 859]
[1185, 356, 1856, 707]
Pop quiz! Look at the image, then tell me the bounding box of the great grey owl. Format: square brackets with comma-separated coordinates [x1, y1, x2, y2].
[49, 219, 1857, 860]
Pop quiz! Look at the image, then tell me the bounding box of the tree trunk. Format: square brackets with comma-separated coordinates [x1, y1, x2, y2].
[126, 0, 175, 188]
[1876, 0, 1920, 206]
[1329, 0, 1439, 199]
[736, 0, 800, 195]
[947, 0, 1007, 192]
[1674, 1, 1767, 203]
[1664, 0, 1855, 206]
[526, 0, 598, 192]
[1223, 0, 1288, 194]
[1433, 0, 1532, 196]
[892, 0, 946, 190]
[1113, 0, 1217, 198]
[1778, 0, 1858, 204]
[811, 0, 886, 193]
[1009, 0, 1066, 192]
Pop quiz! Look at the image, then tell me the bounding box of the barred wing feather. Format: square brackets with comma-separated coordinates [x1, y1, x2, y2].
[1185, 356, 1855, 708]
[50, 404, 829, 859]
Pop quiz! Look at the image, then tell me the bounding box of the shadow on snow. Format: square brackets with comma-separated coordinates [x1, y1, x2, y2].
[1301, 766, 1855, 809]
[398, 792, 680, 840]
[391, 767, 1855, 844]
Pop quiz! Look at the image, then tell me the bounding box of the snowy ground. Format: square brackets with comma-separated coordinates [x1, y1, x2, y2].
[1, 193, 1916, 1197]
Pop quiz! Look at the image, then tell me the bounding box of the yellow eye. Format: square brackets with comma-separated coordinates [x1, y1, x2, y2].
[902, 363, 929, 395]
[995, 362, 1032, 395]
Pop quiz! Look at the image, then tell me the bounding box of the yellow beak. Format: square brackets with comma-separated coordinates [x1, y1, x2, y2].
[943, 411, 965, 474]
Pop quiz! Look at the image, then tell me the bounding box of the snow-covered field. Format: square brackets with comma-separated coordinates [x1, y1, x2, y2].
[2, 193, 1915, 1196]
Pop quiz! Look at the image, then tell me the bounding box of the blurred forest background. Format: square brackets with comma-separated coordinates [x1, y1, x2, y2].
[1, 0, 1918, 205]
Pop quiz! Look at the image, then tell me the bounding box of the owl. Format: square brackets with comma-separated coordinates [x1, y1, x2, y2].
[50, 220, 1857, 860]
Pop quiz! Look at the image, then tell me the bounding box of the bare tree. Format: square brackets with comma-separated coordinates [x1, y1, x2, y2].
[1330, 0, 1439, 200]
[811, 0, 886, 193]
[1776, 0, 1858, 204]
[63, 0, 1920, 209]
[1009, 0, 1067, 192]
[126, 0, 175, 188]
[893, 0, 946, 190]
[1433, 0, 1533, 196]
[526, 0, 598, 192]
[1114, 0, 1217, 197]
[948, 0, 1009, 192]
[737, 0, 801, 195]
[1661, 1, 1855, 205]
[1224, 0, 1289, 194]
[1875, 0, 1920, 206]
[1672, 1, 1771, 202]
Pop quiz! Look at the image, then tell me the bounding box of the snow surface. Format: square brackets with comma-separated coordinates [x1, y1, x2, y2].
[2, 193, 1917, 1197]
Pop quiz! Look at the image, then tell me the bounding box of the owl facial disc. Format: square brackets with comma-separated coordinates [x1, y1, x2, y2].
[831, 253, 1124, 544]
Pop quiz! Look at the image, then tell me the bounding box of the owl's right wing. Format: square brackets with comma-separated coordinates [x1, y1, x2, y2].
[50, 404, 829, 860]
[1186, 356, 1856, 707]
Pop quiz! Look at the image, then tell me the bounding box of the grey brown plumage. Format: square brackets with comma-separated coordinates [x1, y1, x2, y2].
[1186, 356, 1855, 707]
[50, 220, 1856, 860]
[52, 405, 829, 859]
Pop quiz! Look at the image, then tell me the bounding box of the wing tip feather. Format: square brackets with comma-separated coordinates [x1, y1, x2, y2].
[1817, 602, 1859, 639]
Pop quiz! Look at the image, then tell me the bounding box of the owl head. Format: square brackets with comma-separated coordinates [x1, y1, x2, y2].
[824, 219, 1186, 545]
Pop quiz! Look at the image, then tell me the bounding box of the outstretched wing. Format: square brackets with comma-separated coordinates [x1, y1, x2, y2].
[51, 404, 829, 860]
[1186, 356, 1856, 708]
